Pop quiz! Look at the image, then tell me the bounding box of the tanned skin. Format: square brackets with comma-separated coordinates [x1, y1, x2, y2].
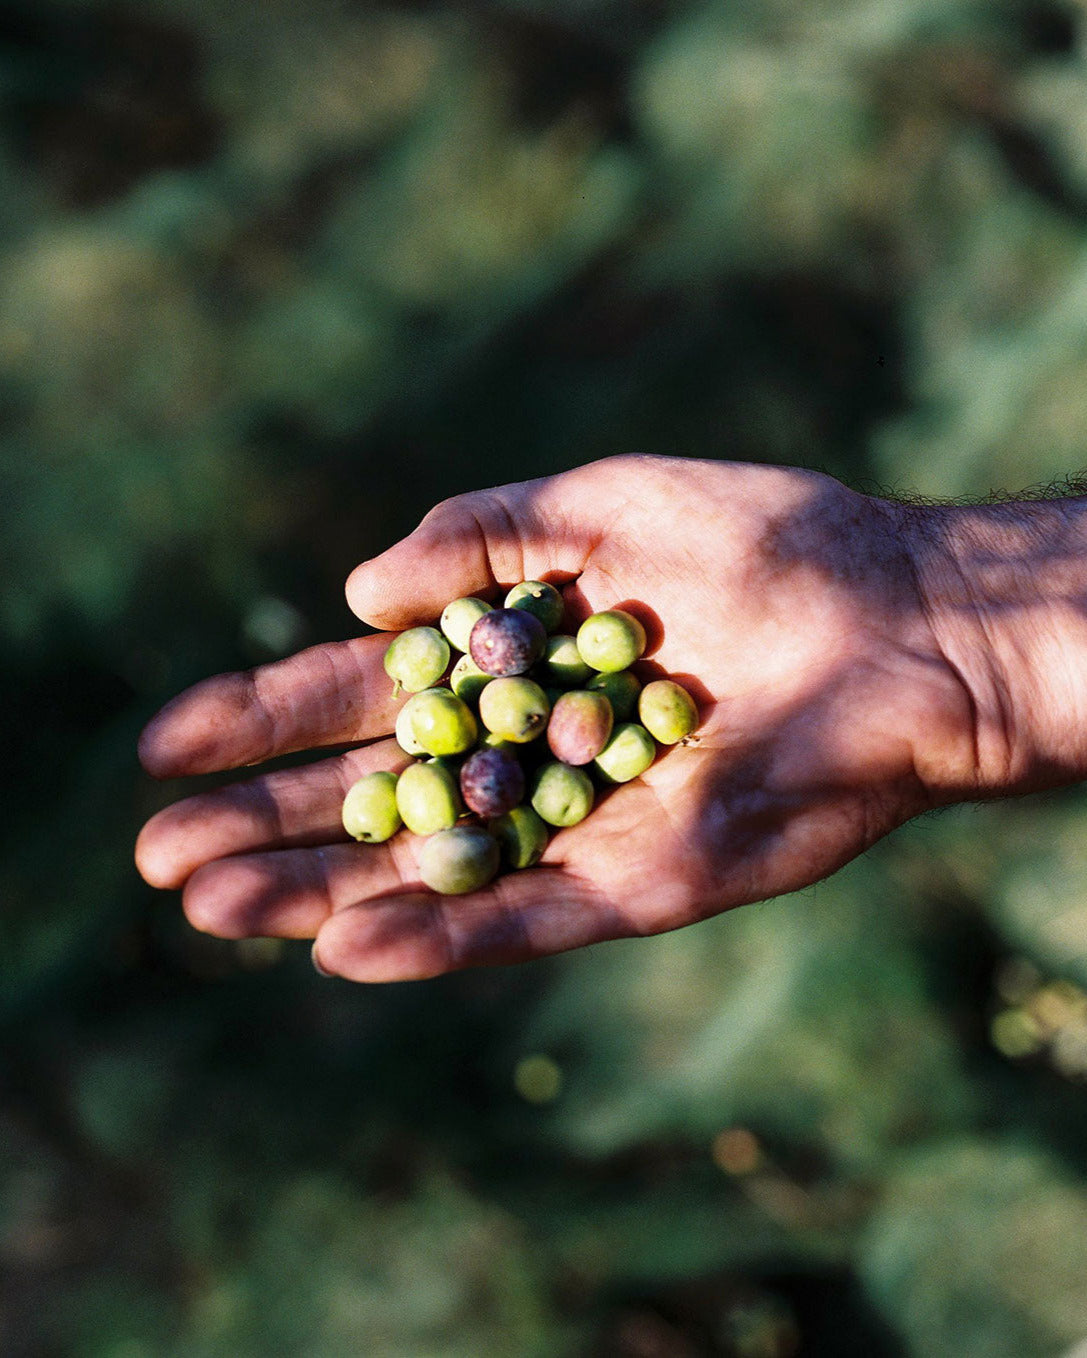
[134, 455, 1087, 982]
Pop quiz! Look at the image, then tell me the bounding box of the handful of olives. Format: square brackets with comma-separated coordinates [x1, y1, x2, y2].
[342, 581, 699, 894]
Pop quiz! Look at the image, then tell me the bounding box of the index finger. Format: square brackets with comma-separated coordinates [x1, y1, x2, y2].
[138, 634, 402, 779]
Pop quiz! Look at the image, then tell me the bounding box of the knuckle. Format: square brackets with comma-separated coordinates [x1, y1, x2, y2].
[421, 491, 479, 532]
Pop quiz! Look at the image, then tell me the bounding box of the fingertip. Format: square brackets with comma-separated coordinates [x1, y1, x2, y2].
[311, 941, 336, 977]
[187, 853, 334, 941]
[183, 857, 275, 940]
[140, 671, 244, 775]
[137, 709, 177, 780]
[182, 860, 240, 938]
[344, 558, 401, 630]
[134, 812, 185, 891]
[136, 675, 253, 779]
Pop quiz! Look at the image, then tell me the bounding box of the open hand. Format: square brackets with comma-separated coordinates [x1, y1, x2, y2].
[135, 455, 976, 981]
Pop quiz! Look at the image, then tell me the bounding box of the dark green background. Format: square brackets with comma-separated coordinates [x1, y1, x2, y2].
[3, 2, 1087, 1354]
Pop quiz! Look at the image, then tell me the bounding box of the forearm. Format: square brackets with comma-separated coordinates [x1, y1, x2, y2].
[905, 495, 1087, 798]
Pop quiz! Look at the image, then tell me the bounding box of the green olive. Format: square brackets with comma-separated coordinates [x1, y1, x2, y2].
[341, 770, 401, 843]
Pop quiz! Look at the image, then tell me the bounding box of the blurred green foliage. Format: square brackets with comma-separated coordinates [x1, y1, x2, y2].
[3, 0, 1087, 1354]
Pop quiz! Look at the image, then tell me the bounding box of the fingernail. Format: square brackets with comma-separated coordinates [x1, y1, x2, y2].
[311, 943, 335, 978]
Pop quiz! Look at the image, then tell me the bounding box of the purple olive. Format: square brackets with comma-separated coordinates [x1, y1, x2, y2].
[459, 746, 525, 817]
[469, 608, 547, 677]
[546, 690, 613, 765]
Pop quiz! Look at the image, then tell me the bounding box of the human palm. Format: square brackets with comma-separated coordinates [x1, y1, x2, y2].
[136, 455, 973, 981]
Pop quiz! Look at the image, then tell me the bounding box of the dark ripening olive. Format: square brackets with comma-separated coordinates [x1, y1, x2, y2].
[546, 691, 613, 765]
[459, 746, 526, 818]
[469, 608, 547, 677]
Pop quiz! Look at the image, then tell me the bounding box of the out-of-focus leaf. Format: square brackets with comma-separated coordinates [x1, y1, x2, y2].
[517, 858, 970, 1171]
[990, 802, 1087, 991]
[860, 1140, 1087, 1358]
[168, 1169, 557, 1358]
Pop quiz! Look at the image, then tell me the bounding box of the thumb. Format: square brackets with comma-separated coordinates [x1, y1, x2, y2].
[345, 472, 599, 630]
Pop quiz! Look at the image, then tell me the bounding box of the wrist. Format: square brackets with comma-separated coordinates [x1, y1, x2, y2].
[905, 495, 1087, 798]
